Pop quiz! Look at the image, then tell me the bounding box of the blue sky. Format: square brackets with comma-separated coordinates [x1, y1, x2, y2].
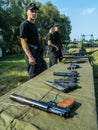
[37, 0, 98, 40]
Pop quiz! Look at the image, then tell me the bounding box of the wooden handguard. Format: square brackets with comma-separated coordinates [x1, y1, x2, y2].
[57, 98, 75, 108]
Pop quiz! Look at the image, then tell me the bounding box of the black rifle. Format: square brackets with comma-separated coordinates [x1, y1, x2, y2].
[53, 71, 78, 77]
[10, 93, 71, 117]
[44, 80, 77, 92]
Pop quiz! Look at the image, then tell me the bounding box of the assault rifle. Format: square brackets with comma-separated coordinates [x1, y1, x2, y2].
[44, 80, 77, 92]
[53, 71, 78, 77]
[10, 93, 71, 117]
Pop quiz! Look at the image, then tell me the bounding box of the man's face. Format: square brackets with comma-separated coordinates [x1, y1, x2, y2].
[49, 27, 55, 33]
[27, 9, 38, 20]
[55, 26, 59, 32]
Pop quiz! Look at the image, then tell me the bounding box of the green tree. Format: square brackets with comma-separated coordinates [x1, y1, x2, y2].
[37, 2, 72, 47]
[0, 0, 72, 54]
[36, 2, 60, 47]
[60, 14, 72, 42]
[1, 0, 24, 54]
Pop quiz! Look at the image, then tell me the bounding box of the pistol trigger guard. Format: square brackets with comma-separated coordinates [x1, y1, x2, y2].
[48, 101, 56, 105]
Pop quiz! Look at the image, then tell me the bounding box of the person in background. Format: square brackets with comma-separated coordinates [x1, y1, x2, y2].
[20, 3, 47, 79]
[45, 44, 49, 57]
[0, 47, 3, 60]
[46, 25, 59, 67]
[53, 24, 63, 62]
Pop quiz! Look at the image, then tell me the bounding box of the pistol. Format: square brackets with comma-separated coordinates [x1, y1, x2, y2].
[44, 80, 77, 92]
[10, 93, 71, 118]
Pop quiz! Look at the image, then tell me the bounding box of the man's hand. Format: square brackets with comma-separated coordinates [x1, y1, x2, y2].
[29, 56, 36, 65]
[55, 46, 59, 51]
[48, 40, 59, 51]
[20, 38, 36, 65]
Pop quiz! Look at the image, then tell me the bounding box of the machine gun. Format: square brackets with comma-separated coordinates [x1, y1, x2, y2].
[10, 93, 71, 118]
[53, 71, 78, 77]
[44, 80, 77, 92]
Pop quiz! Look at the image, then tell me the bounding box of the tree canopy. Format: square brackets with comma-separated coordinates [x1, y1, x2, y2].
[0, 0, 72, 54]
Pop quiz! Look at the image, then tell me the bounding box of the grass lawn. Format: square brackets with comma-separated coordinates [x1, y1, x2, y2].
[0, 54, 28, 96]
[0, 51, 98, 120]
[0, 54, 49, 96]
